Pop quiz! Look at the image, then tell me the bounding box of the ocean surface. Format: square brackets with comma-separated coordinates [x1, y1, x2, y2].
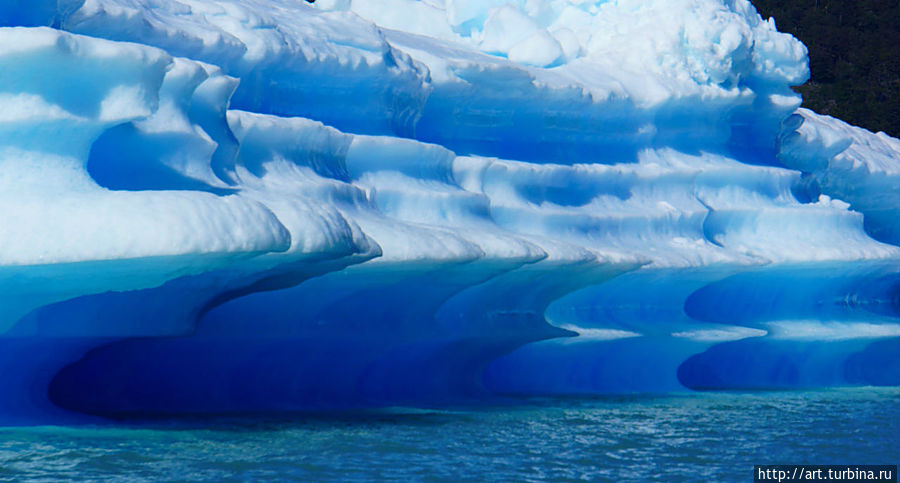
[1, 388, 897, 481]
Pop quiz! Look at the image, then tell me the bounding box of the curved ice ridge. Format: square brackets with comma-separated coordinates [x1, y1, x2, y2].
[0, 1, 897, 421]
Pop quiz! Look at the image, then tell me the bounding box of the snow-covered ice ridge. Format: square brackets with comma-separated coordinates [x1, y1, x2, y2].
[0, 0, 898, 421]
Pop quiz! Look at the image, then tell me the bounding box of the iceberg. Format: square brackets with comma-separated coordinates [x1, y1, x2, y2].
[0, 0, 897, 421]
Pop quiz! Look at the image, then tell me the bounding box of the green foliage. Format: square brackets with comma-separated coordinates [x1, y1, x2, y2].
[752, 0, 900, 137]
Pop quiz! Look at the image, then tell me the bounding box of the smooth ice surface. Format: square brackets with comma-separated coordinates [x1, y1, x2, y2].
[0, 0, 897, 421]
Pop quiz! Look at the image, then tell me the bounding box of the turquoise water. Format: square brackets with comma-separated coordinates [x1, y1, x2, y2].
[1, 388, 897, 481]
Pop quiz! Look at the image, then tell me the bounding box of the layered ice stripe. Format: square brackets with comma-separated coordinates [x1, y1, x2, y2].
[780, 108, 900, 246]
[0, 0, 896, 420]
[46, 0, 432, 137]
[16, 0, 808, 163]
[0, 28, 297, 333]
[484, 261, 900, 395]
[0, 26, 601, 417]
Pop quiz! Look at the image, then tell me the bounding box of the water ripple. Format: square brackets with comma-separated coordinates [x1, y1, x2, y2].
[0, 388, 897, 481]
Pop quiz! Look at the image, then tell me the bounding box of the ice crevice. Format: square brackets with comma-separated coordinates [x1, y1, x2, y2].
[0, 1, 897, 421]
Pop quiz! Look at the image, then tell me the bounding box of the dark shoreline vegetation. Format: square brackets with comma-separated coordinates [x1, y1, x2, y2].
[753, 0, 900, 137]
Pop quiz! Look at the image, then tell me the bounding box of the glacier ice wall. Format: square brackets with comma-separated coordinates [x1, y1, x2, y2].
[0, 0, 898, 421]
